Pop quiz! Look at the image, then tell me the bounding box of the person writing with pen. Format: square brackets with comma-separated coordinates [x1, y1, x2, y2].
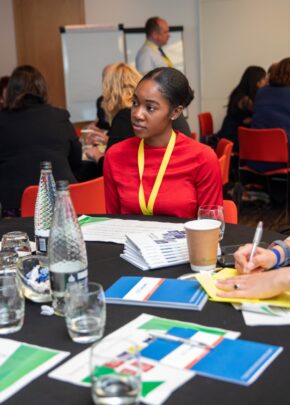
[216, 233, 290, 299]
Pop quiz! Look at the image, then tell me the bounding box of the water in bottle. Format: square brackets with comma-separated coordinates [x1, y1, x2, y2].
[34, 161, 56, 256]
[48, 180, 88, 316]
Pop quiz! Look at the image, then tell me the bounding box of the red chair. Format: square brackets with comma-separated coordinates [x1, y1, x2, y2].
[21, 177, 106, 217]
[223, 199, 238, 224]
[198, 112, 213, 138]
[218, 155, 227, 186]
[191, 132, 198, 140]
[238, 127, 290, 221]
[216, 138, 234, 185]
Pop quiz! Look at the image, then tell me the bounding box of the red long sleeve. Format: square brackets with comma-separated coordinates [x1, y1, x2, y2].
[104, 132, 223, 218]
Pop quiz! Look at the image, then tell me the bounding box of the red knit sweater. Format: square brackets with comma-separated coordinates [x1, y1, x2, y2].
[104, 132, 223, 218]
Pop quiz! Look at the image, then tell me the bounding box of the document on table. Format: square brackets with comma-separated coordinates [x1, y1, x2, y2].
[0, 338, 69, 403]
[233, 303, 290, 326]
[78, 215, 186, 244]
[49, 313, 238, 405]
[196, 267, 290, 308]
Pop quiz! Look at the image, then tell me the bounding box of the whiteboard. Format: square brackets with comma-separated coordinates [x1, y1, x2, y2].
[124, 27, 185, 73]
[60, 25, 185, 123]
[60, 25, 125, 123]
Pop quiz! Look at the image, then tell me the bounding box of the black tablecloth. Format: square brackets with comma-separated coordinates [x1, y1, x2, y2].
[1, 216, 290, 405]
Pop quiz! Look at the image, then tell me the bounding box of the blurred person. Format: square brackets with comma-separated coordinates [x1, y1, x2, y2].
[214, 66, 267, 152]
[104, 67, 223, 218]
[0, 76, 9, 110]
[251, 57, 290, 171]
[136, 17, 172, 75]
[0, 65, 82, 216]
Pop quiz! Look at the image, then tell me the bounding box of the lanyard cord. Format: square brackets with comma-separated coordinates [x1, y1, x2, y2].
[145, 40, 173, 68]
[138, 130, 176, 215]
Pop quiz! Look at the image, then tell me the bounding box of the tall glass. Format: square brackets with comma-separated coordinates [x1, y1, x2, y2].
[90, 337, 141, 405]
[197, 205, 225, 240]
[0, 275, 25, 334]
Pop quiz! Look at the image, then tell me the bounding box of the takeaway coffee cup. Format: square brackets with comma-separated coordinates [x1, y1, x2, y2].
[184, 219, 220, 272]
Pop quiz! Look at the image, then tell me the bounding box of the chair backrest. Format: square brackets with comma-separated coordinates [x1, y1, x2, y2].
[191, 132, 198, 140]
[21, 186, 38, 217]
[216, 138, 234, 185]
[223, 199, 238, 224]
[198, 112, 213, 138]
[69, 177, 106, 214]
[218, 155, 227, 186]
[20, 177, 106, 217]
[238, 127, 289, 163]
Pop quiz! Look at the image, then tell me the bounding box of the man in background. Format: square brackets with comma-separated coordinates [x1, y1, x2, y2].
[135, 17, 173, 75]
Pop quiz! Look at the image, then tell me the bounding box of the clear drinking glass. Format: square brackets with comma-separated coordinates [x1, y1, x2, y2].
[0, 251, 18, 275]
[0, 274, 25, 334]
[90, 337, 141, 405]
[65, 282, 106, 344]
[197, 205, 225, 240]
[1, 231, 31, 256]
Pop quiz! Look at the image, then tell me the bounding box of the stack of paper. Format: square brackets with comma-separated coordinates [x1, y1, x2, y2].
[105, 276, 207, 311]
[121, 229, 189, 270]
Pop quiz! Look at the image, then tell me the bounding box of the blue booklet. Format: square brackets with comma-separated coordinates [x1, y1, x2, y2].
[140, 326, 283, 385]
[105, 276, 207, 310]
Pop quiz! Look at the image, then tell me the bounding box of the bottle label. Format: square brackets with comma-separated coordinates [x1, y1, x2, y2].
[50, 268, 88, 294]
[35, 235, 49, 255]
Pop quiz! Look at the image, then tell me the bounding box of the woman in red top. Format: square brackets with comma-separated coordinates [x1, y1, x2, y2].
[104, 67, 222, 218]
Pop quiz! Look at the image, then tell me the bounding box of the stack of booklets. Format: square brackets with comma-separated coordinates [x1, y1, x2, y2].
[121, 229, 189, 270]
[105, 276, 207, 311]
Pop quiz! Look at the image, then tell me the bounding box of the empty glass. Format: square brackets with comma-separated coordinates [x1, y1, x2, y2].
[0, 251, 18, 275]
[197, 205, 225, 240]
[1, 231, 31, 256]
[90, 337, 141, 405]
[0, 274, 25, 334]
[65, 282, 106, 344]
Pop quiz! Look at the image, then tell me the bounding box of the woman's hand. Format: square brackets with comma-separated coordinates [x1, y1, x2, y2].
[85, 146, 104, 163]
[216, 269, 290, 299]
[234, 244, 277, 274]
[83, 125, 109, 146]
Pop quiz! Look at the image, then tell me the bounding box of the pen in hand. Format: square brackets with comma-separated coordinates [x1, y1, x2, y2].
[249, 221, 263, 263]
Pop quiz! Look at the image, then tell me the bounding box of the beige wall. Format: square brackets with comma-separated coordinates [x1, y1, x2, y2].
[0, 0, 17, 77]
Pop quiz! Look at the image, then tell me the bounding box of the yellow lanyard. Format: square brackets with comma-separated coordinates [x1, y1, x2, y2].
[145, 41, 173, 68]
[138, 130, 176, 215]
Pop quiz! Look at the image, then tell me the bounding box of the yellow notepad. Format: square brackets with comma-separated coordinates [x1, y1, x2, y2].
[195, 268, 290, 308]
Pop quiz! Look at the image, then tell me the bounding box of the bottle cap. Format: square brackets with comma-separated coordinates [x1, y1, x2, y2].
[40, 161, 52, 170]
[56, 180, 69, 191]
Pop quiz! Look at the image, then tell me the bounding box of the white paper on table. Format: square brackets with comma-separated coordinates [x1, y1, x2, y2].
[0, 338, 69, 403]
[242, 310, 290, 326]
[49, 313, 239, 405]
[79, 216, 186, 244]
[233, 303, 290, 326]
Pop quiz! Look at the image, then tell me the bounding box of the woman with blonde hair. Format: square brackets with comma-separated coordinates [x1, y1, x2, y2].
[85, 63, 142, 166]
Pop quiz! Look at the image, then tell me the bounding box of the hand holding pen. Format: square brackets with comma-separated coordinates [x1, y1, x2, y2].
[233, 222, 272, 274]
[249, 221, 263, 263]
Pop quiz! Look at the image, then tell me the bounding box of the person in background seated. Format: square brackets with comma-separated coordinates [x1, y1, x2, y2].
[216, 238, 290, 299]
[215, 66, 267, 152]
[0, 76, 10, 110]
[136, 17, 172, 75]
[84, 63, 142, 167]
[250, 57, 290, 170]
[104, 67, 223, 218]
[0, 65, 82, 217]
